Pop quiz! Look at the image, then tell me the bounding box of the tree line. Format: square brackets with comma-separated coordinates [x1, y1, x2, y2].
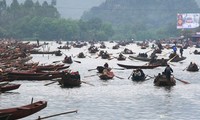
[82, 0, 200, 40]
[0, 0, 114, 41]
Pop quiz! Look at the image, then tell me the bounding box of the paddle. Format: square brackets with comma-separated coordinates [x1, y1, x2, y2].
[145, 49, 153, 53]
[114, 75, 124, 79]
[44, 80, 58, 86]
[36, 110, 78, 120]
[112, 68, 125, 70]
[84, 74, 97, 78]
[128, 72, 133, 79]
[174, 77, 190, 84]
[53, 59, 81, 64]
[167, 54, 177, 63]
[81, 81, 95, 86]
[182, 67, 188, 71]
[144, 75, 155, 81]
[88, 68, 96, 71]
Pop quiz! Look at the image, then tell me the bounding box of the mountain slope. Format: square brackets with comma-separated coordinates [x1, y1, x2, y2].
[81, 0, 200, 28]
[6, 0, 106, 19]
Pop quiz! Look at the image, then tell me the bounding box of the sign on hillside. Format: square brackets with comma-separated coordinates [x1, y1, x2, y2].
[177, 13, 200, 29]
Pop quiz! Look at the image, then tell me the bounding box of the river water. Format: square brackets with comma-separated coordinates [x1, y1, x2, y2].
[0, 41, 200, 120]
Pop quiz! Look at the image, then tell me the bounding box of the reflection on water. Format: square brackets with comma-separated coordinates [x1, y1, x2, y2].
[1, 41, 200, 120]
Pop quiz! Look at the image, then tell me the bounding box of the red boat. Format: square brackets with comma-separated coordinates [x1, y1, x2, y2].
[0, 101, 47, 120]
[0, 84, 21, 92]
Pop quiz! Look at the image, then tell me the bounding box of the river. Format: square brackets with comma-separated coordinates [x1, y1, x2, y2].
[0, 41, 200, 120]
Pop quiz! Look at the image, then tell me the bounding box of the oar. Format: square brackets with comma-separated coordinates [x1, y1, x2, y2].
[81, 81, 95, 86]
[167, 54, 177, 63]
[182, 67, 188, 71]
[144, 75, 156, 81]
[174, 77, 190, 84]
[112, 68, 125, 70]
[88, 68, 96, 71]
[114, 75, 124, 79]
[84, 74, 97, 78]
[128, 73, 133, 79]
[44, 80, 58, 86]
[36, 110, 78, 120]
[52, 60, 62, 63]
[145, 49, 153, 53]
[74, 60, 81, 63]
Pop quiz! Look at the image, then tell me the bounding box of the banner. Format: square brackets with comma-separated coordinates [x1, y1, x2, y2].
[177, 13, 200, 29]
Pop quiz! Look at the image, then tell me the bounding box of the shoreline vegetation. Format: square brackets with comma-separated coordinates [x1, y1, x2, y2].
[0, 0, 200, 41]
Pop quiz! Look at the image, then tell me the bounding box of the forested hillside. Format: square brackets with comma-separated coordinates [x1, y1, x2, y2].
[0, 0, 113, 41]
[82, 0, 200, 40]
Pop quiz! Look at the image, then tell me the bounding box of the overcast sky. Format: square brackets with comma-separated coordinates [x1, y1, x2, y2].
[6, 0, 106, 19]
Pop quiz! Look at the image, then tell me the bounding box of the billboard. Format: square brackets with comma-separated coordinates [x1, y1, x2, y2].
[177, 13, 200, 29]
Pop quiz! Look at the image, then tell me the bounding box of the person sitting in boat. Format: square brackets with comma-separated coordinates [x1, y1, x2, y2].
[160, 58, 167, 66]
[149, 51, 157, 64]
[118, 53, 124, 59]
[164, 64, 173, 81]
[138, 53, 148, 58]
[103, 63, 111, 75]
[137, 68, 145, 77]
[78, 52, 85, 58]
[133, 69, 142, 77]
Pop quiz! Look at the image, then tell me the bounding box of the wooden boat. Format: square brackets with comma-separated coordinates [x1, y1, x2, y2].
[193, 50, 200, 55]
[0, 114, 11, 120]
[77, 52, 86, 58]
[35, 64, 69, 71]
[168, 53, 186, 62]
[54, 51, 62, 56]
[117, 54, 126, 61]
[186, 63, 199, 72]
[0, 101, 47, 120]
[122, 48, 135, 54]
[29, 50, 56, 54]
[154, 74, 176, 86]
[170, 56, 186, 62]
[131, 69, 146, 81]
[7, 71, 67, 80]
[0, 84, 21, 92]
[112, 45, 119, 49]
[99, 71, 114, 80]
[57, 45, 71, 49]
[129, 56, 151, 62]
[62, 56, 73, 64]
[0, 82, 9, 87]
[59, 72, 81, 87]
[117, 63, 160, 69]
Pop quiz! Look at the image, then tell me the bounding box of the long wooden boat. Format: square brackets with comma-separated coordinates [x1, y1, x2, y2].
[59, 72, 81, 87]
[7, 71, 67, 80]
[128, 56, 151, 62]
[0, 84, 21, 92]
[154, 74, 176, 86]
[99, 72, 114, 80]
[170, 56, 186, 62]
[35, 64, 69, 71]
[129, 55, 186, 63]
[117, 63, 160, 69]
[29, 50, 56, 54]
[0, 82, 9, 87]
[0, 114, 11, 120]
[0, 101, 47, 120]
